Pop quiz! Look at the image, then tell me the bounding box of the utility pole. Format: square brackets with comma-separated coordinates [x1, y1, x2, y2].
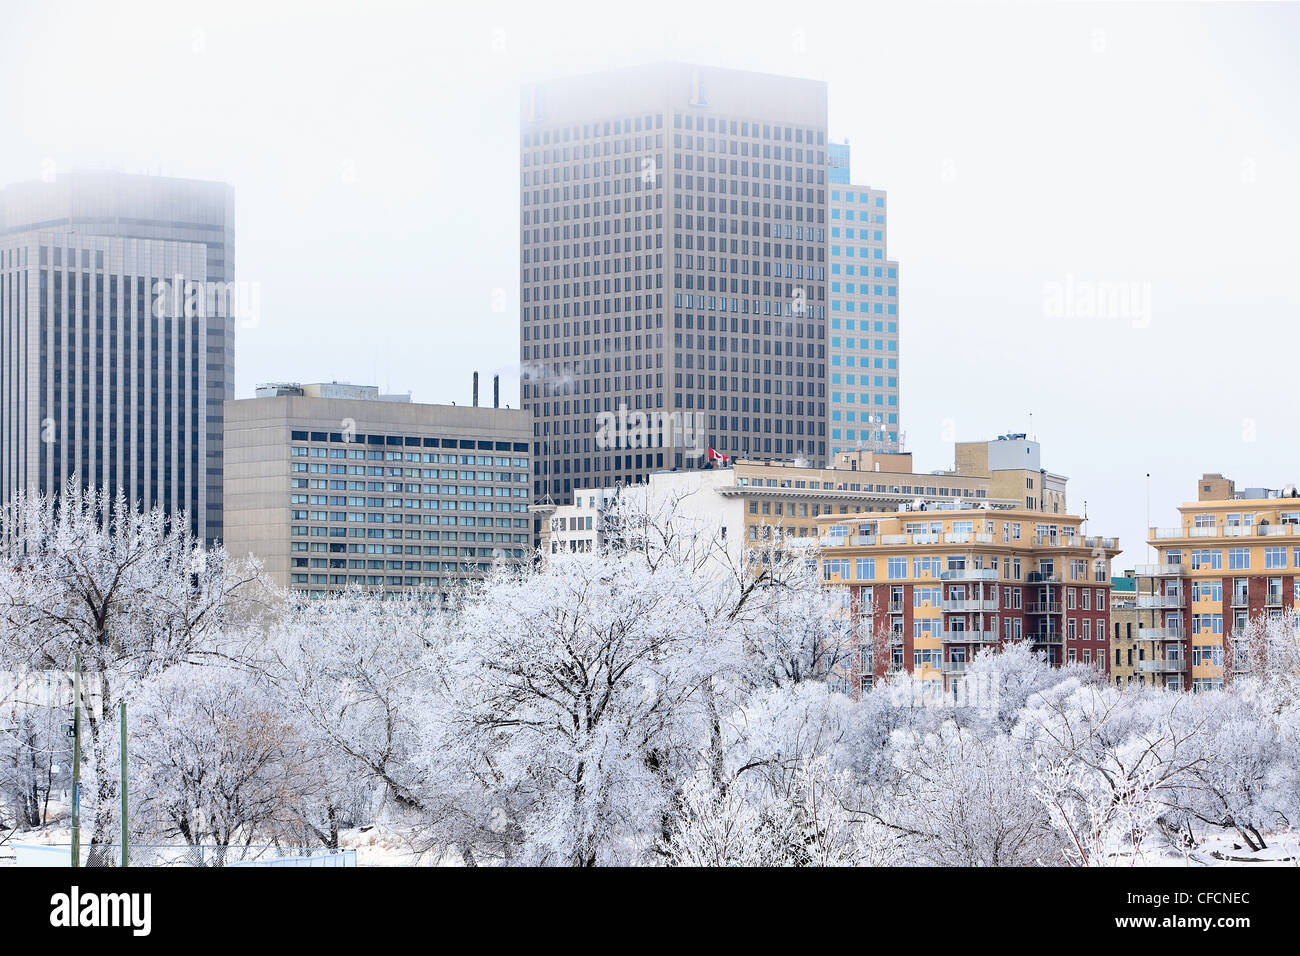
[71, 653, 81, 868]
[120, 700, 128, 868]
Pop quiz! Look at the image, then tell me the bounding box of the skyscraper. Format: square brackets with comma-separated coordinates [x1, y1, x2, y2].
[0, 171, 234, 543]
[519, 63, 830, 503]
[826, 142, 901, 455]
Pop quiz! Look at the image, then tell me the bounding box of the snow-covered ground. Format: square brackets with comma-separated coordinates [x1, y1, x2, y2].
[5, 822, 1297, 866]
[1125, 831, 1300, 867]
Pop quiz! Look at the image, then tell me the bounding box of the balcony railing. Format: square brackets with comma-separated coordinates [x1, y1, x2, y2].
[1083, 536, 1118, 550]
[848, 534, 876, 546]
[1137, 593, 1184, 608]
[1139, 659, 1185, 674]
[1027, 631, 1063, 644]
[941, 599, 998, 612]
[1025, 601, 1062, 614]
[888, 600, 905, 612]
[942, 630, 999, 643]
[939, 568, 998, 582]
[1149, 525, 1300, 541]
[941, 661, 969, 674]
[1132, 563, 1184, 577]
[943, 532, 994, 544]
[1137, 627, 1184, 641]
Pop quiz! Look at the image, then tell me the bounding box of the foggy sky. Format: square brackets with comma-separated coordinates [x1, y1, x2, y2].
[3, 0, 1298, 565]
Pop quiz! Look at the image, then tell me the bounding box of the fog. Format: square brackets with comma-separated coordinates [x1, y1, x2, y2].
[3, 0, 1297, 562]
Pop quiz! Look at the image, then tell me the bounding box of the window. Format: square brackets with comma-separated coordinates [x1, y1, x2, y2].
[887, 556, 907, 579]
[1265, 547, 1287, 569]
[1228, 548, 1250, 570]
[1191, 548, 1222, 570]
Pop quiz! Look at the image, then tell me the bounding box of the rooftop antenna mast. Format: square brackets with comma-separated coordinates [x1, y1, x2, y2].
[1146, 472, 1153, 563]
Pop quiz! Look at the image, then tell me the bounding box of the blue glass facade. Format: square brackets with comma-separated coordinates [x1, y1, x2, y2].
[826, 143, 900, 455]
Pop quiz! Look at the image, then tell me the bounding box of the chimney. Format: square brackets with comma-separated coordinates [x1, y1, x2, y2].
[472, 372, 479, 407]
[493, 375, 500, 409]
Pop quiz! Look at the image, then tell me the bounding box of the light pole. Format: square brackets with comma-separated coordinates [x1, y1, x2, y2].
[71, 653, 81, 868]
[119, 700, 128, 868]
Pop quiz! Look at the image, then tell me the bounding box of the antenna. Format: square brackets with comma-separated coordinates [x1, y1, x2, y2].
[1146, 472, 1153, 564]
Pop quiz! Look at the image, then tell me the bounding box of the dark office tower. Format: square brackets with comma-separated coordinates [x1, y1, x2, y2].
[519, 63, 829, 503]
[0, 171, 234, 544]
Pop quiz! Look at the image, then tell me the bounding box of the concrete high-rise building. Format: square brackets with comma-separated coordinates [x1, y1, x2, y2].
[519, 63, 830, 503]
[826, 142, 901, 455]
[0, 171, 235, 544]
[223, 383, 532, 600]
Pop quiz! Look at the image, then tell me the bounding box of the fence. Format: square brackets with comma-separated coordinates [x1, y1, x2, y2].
[4, 843, 356, 867]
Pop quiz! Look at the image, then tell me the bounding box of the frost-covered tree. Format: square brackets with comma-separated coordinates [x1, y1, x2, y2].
[1018, 682, 1211, 865]
[665, 681, 898, 866]
[0, 482, 269, 857]
[0, 685, 70, 831]
[130, 665, 323, 857]
[451, 551, 729, 865]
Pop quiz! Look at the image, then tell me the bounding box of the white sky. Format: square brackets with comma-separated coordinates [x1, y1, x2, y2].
[3, 0, 1298, 565]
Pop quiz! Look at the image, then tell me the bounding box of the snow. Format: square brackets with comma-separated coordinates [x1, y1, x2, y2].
[3, 485, 1300, 866]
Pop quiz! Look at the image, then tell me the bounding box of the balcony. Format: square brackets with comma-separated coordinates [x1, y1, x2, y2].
[1139, 659, 1185, 674]
[1027, 631, 1063, 645]
[1222, 526, 1253, 538]
[941, 599, 998, 612]
[1137, 593, 1185, 609]
[1266, 592, 1285, 606]
[888, 631, 904, 645]
[939, 568, 998, 582]
[888, 600, 905, 613]
[1137, 627, 1184, 641]
[849, 534, 876, 546]
[1025, 601, 1062, 615]
[942, 630, 999, 643]
[1255, 525, 1290, 537]
[942, 660, 969, 674]
[1026, 571, 1061, 584]
[1083, 536, 1118, 550]
[943, 532, 994, 544]
[1133, 564, 1184, 577]
[1232, 592, 1249, 607]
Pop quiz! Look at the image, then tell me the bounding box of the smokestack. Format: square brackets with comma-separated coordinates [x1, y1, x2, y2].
[493, 375, 499, 409]
[472, 372, 479, 407]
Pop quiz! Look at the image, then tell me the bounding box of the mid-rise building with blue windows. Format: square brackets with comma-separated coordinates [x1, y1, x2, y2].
[826, 142, 900, 455]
